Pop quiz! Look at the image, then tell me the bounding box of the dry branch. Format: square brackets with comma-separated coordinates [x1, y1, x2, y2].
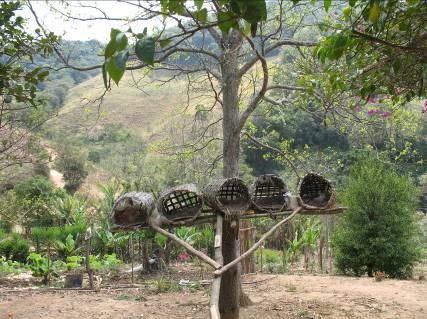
[149, 224, 221, 270]
[214, 207, 302, 276]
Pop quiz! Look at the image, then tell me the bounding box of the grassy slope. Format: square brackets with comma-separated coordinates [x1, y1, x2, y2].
[47, 71, 212, 197]
[48, 71, 191, 140]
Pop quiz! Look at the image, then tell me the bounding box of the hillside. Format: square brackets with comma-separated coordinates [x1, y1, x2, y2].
[48, 72, 197, 140]
[44, 70, 220, 197]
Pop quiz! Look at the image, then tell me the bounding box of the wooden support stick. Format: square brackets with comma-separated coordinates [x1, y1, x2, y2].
[214, 208, 301, 276]
[149, 224, 221, 270]
[209, 215, 224, 319]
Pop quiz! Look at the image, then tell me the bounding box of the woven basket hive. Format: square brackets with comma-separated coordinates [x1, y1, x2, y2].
[111, 192, 155, 227]
[298, 173, 335, 209]
[251, 174, 289, 213]
[203, 177, 251, 216]
[157, 183, 203, 223]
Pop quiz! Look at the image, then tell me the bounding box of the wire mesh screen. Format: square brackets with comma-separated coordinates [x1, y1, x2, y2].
[203, 178, 251, 216]
[251, 174, 289, 212]
[157, 184, 203, 223]
[111, 192, 154, 227]
[299, 173, 335, 209]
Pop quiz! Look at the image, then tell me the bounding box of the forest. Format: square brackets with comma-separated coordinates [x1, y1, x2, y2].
[0, 1, 426, 319]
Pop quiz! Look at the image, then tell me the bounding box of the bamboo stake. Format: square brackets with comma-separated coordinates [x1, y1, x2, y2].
[214, 208, 301, 276]
[131, 232, 134, 285]
[84, 227, 94, 290]
[209, 215, 224, 319]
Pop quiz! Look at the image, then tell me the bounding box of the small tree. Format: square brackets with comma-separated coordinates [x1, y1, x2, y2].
[332, 159, 422, 278]
[55, 149, 88, 194]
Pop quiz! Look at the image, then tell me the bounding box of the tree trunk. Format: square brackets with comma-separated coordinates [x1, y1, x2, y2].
[219, 221, 241, 319]
[219, 29, 248, 319]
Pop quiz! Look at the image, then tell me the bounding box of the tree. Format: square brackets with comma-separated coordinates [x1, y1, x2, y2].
[0, 176, 65, 228]
[28, 0, 426, 317]
[315, 0, 427, 101]
[55, 148, 88, 194]
[332, 159, 422, 278]
[0, 1, 56, 174]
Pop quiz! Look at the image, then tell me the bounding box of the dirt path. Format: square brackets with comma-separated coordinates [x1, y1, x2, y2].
[44, 145, 65, 188]
[1, 274, 426, 319]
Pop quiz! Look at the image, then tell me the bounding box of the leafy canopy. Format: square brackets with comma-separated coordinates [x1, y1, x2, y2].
[100, 0, 426, 104]
[0, 1, 57, 106]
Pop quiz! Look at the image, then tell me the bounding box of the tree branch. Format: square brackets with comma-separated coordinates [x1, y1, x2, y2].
[243, 131, 302, 180]
[238, 39, 317, 78]
[214, 208, 301, 276]
[238, 34, 269, 133]
[149, 224, 221, 270]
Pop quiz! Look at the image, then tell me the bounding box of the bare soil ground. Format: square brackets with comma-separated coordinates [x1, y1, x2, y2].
[1, 273, 426, 319]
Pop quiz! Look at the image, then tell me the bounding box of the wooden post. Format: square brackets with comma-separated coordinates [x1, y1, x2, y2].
[47, 243, 51, 286]
[210, 215, 224, 319]
[131, 233, 134, 284]
[239, 220, 256, 274]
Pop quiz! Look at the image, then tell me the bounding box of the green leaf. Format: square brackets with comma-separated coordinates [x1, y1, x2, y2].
[159, 38, 172, 48]
[105, 40, 116, 58]
[106, 51, 128, 85]
[343, 7, 351, 21]
[368, 2, 380, 23]
[102, 63, 108, 89]
[110, 28, 120, 41]
[169, 0, 185, 15]
[236, 0, 267, 23]
[217, 11, 235, 35]
[334, 35, 347, 49]
[194, 0, 203, 10]
[160, 0, 168, 15]
[115, 32, 128, 51]
[37, 70, 49, 80]
[192, 8, 208, 23]
[392, 59, 401, 73]
[230, 0, 244, 16]
[349, 0, 357, 7]
[135, 37, 155, 65]
[324, 0, 331, 12]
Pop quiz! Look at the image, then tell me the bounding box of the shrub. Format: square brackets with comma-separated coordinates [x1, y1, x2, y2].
[65, 255, 83, 271]
[27, 253, 49, 279]
[89, 253, 122, 273]
[332, 159, 422, 278]
[0, 257, 27, 275]
[0, 233, 30, 263]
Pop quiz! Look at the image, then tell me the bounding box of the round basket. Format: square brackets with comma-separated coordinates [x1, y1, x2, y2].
[203, 177, 251, 216]
[298, 173, 335, 209]
[251, 174, 289, 213]
[157, 183, 203, 223]
[111, 192, 155, 227]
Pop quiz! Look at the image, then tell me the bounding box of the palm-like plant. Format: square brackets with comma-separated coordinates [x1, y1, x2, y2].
[55, 193, 87, 225]
[300, 218, 321, 271]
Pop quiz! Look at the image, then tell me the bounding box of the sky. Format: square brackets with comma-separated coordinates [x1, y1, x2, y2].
[21, 1, 165, 43]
